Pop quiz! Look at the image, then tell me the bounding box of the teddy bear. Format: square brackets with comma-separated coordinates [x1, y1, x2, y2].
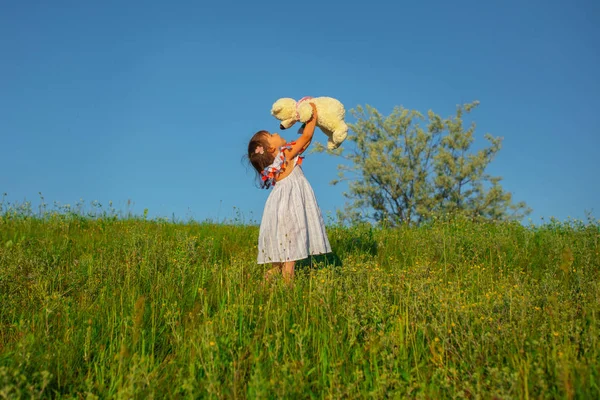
[271, 96, 348, 150]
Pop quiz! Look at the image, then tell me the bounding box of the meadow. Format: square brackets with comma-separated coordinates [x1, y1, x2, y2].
[0, 204, 599, 399]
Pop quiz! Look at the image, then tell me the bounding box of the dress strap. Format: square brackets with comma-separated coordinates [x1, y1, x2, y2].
[260, 141, 304, 189]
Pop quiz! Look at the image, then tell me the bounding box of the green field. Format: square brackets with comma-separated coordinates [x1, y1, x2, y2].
[1, 210, 599, 398]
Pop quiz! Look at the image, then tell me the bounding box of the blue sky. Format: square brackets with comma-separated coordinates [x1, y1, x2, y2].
[1, 0, 598, 224]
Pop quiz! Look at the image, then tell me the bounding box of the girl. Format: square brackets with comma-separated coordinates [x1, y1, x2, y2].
[247, 103, 331, 284]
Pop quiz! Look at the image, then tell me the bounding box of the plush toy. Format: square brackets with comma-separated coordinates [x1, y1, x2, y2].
[271, 96, 348, 150]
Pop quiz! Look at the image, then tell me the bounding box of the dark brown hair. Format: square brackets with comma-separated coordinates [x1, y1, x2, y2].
[246, 130, 275, 182]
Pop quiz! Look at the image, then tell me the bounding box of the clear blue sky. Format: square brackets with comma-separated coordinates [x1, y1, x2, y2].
[1, 0, 598, 224]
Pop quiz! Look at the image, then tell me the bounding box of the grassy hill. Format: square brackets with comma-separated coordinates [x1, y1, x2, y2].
[1, 212, 598, 398]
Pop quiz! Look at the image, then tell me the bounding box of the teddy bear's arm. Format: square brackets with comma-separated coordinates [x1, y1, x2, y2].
[296, 101, 315, 123]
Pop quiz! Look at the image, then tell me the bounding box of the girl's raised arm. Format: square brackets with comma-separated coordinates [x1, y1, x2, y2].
[284, 103, 318, 161]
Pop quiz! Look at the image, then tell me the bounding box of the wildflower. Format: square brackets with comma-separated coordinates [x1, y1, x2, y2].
[553, 332, 559, 337]
[434, 337, 440, 342]
[209, 341, 215, 346]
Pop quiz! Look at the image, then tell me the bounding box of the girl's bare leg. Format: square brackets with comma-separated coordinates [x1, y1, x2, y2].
[282, 261, 295, 285]
[265, 263, 282, 282]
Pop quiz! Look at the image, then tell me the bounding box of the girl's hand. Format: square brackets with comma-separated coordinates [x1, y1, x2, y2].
[284, 103, 318, 161]
[302, 103, 318, 137]
[307, 103, 318, 124]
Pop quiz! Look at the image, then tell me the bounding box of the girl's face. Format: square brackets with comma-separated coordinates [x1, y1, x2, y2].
[266, 132, 286, 152]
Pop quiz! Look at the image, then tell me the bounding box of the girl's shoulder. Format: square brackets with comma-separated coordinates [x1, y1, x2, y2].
[259, 142, 304, 189]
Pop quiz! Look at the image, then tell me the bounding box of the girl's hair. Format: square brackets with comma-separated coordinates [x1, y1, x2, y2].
[246, 130, 275, 182]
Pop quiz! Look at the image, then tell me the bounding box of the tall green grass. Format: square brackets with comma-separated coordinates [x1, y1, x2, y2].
[0, 208, 599, 398]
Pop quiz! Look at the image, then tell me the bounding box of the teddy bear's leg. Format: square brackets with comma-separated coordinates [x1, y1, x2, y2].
[331, 122, 348, 147]
[327, 132, 341, 150]
[319, 128, 337, 150]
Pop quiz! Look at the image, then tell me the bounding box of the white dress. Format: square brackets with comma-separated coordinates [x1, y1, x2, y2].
[257, 155, 331, 264]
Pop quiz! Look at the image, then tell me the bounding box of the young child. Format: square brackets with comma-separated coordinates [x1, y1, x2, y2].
[247, 103, 331, 284]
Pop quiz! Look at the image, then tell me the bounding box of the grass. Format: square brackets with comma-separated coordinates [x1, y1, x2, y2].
[0, 205, 599, 398]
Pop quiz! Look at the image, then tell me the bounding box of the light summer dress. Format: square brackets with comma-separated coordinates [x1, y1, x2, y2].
[257, 142, 331, 264]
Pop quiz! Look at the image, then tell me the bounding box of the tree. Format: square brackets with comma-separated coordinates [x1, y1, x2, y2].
[314, 101, 531, 226]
